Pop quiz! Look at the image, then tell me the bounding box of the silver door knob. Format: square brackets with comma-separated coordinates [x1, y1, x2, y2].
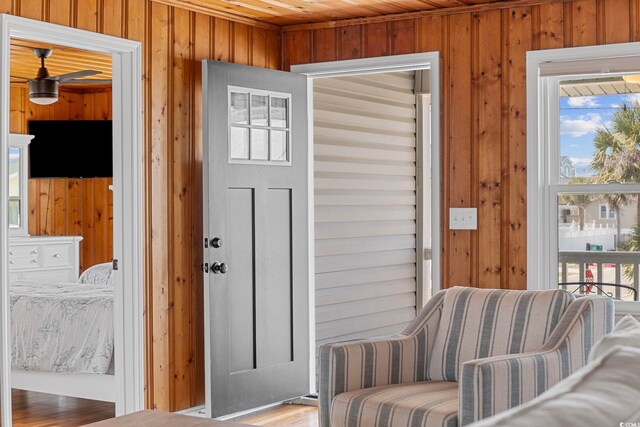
[211, 262, 228, 274]
[211, 237, 223, 248]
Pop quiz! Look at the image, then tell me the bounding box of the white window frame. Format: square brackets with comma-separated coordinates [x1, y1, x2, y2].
[527, 42, 640, 315]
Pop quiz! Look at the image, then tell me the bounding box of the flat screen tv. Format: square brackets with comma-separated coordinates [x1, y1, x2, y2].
[28, 120, 113, 178]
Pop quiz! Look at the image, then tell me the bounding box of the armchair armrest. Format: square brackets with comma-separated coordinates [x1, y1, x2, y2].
[318, 290, 445, 427]
[459, 295, 613, 426]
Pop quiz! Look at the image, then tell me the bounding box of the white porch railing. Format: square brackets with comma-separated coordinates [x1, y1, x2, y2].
[559, 250, 640, 300]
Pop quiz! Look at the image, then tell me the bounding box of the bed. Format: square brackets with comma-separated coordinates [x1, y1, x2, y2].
[9, 262, 116, 402]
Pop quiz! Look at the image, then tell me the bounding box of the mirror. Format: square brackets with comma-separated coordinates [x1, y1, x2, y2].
[9, 147, 21, 229]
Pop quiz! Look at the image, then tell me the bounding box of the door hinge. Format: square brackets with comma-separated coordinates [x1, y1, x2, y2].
[112, 259, 119, 271]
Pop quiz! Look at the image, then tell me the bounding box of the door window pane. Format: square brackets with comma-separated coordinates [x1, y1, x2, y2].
[228, 87, 291, 165]
[270, 130, 287, 161]
[251, 95, 268, 127]
[230, 127, 249, 159]
[230, 92, 249, 125]
[251, 129, 268, 160]
[270, 97, 288, 128]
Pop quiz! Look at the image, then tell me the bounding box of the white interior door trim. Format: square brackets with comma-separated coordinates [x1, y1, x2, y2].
[292, 51, 441, 391]
[0, 14, 144, 424]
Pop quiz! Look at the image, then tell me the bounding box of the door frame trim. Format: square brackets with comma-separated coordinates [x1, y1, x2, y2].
[292, 51, 442, 390]
[0, 14, 144, 424]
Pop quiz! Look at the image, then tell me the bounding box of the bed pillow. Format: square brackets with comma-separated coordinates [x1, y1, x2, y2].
[78, 262, 113, 286]
[589, 314, 640, 362]
[469, 345, 640, 427]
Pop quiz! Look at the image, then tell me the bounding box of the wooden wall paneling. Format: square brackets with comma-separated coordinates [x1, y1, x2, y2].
[213, 18, 231, 62]
[233, 22, 250, 65]
[504, 6, 531, 289]
[17, 0, 44, 20]
[49, 0, 72, 26]
[313, 28, 337, 62]
[67, 180, 83, 250]
[149, 1, 171, 410]
[77, 0, 99, 32]
[390, 19, 415, 55]
[445, 13, 473, 287]
[170, 6, 193, 411]
[283, 30, 311, 70]
[266, 30, 281, 69]
[571, 0, 597, 46]
[53, 179, 68, 235]
[604, 0, 631, 44]
[251, 27, 267, 68]
[476, 9, 502, 289]
[416, 16, 443, 53]
[535, 2, 565, 48]
[102, 0, 124, 37]
[337, 25, 362, 60]
[632, 0, 640, 41]
[0, 0, 11, 14]
[364, 23, 388, 58]
[81, 178, 96, 268]
[92, 178, 109, 268]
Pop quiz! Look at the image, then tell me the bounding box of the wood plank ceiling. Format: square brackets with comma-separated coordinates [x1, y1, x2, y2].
[151, 0, 515, 26]
[10, 38, 112, 89]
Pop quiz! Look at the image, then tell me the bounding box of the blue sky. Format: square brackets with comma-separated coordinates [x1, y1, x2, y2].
[560, 92, 640, 176]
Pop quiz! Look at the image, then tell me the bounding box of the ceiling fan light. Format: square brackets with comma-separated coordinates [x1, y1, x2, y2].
[28, 79, 58, 105]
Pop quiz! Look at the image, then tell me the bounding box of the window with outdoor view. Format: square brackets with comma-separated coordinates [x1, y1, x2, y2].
[557, 75, 640, 301]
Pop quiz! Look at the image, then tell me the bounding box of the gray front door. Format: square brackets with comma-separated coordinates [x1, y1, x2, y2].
[202, 61, 309, 417]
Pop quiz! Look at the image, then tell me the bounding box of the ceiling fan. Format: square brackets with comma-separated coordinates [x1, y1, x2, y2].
[11, 48, 112, 105]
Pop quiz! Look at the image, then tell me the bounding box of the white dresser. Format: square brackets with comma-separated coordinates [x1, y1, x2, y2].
[9, 236, 83, 282]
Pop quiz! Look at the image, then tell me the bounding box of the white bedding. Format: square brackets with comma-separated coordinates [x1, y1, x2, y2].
[10, 280, 114, 374]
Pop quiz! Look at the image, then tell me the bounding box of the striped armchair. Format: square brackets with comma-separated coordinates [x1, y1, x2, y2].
[319, 286, 614, 427]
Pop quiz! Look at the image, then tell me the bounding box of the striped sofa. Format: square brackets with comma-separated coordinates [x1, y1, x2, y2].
[319, 286, 614, 427]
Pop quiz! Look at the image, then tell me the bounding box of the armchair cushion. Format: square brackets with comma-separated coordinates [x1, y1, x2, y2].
[588, 314, 640, 362]
[330, 381, 458, 427]
[467, 346, 640, 427]
[459, 295, 614, 425]
[427, 287, 574, 381]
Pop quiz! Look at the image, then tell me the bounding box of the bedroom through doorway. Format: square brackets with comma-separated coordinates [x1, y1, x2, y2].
[8, 38, 116, 426]
[0, 14, 144, 427]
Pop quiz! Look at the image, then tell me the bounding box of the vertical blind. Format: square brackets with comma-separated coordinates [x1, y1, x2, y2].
[313, 71, 418, 351]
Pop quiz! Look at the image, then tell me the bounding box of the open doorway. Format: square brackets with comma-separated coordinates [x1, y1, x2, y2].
[0, 15, 143, 426]
[293, 52, 441, 392]
[9, 38, 116, 425]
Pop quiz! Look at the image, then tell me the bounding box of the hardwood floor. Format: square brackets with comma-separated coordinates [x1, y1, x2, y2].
[11, 391, 316, 427]
[233, 404, 318, 427]
[12, 389, 115, 427]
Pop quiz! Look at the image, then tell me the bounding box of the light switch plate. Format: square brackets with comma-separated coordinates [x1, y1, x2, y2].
[449, 208, 477, 230]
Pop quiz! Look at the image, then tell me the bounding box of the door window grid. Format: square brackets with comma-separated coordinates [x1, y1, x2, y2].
[228, 86, 291, 165]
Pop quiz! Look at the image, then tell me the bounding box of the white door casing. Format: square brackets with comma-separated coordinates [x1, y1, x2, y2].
[0, 14, 144, 424]
[292, 52, 441, 389]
